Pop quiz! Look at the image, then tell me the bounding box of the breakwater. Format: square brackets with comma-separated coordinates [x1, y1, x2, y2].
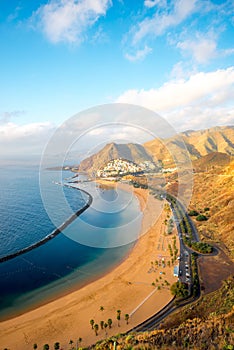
[0, 186, 93, 263]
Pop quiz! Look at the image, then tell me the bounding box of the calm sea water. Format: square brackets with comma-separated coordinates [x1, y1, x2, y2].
[0, 165, 142, 319]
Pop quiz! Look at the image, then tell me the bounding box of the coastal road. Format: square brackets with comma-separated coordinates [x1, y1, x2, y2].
[169, 201, 193, 288]
[128, 195, 202, 333]
[129, 291, 200, 333]
[129, 191, 219, 334]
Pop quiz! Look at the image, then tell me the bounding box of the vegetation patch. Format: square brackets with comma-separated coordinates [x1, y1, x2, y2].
[196, 214, 208, 221]
[170, 281, 189, 299]
[188, 210, 199, 216]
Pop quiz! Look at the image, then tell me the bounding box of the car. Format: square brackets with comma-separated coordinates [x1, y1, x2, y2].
[186, 273, 190, 277]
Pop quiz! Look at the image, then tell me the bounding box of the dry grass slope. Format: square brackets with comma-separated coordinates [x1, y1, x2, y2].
[189, 159, 234, 259]
[144, 125, 234, 166]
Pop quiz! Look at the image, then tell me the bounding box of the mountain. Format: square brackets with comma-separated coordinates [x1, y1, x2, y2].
[78, 126, 234, 173]
[78, 142, 154, 173]
[144, 126, 234, 166]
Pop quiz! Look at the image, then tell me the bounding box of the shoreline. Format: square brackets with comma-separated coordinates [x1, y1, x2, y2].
[0, 181, 140, 322]
[0, 186, 92, 263]
[0, 182, 179, 349]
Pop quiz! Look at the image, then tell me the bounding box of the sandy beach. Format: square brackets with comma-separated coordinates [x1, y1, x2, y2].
[0, 183, 179, 349]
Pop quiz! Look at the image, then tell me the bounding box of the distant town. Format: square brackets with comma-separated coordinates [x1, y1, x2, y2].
[96, 158, 177, 180]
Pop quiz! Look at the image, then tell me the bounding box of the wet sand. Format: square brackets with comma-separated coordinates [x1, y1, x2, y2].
[0, 183, 179, 349]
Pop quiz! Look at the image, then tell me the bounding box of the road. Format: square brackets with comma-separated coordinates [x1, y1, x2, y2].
[169, 201, 193, 289]
[128, 195, 203, 333]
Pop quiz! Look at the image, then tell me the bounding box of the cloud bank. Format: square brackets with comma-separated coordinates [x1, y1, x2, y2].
[0, 121, 55, 158]
[116, 67, 234, 130]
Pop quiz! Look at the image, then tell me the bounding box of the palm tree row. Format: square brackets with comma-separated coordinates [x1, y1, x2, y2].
[90, 317, 112, 337]
[32, 337, 82, 350]
[89, 309, 130, 337]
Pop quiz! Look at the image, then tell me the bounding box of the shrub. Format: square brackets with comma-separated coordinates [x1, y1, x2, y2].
[170, 281, 189, 298]
[188, 210, 199, 216]
[196, 214, 208, 221]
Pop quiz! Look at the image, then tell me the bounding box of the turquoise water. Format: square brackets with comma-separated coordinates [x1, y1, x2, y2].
[0, 166, 141, 319]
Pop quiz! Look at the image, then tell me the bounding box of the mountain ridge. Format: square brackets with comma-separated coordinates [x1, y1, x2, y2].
[78, 126, 234, 172]
[144, 125, 234, 166]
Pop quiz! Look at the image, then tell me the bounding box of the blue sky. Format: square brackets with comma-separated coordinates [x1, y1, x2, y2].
[0, 0, 234, 158]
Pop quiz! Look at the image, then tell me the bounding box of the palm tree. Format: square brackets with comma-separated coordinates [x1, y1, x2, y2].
[117, 310, 121, 327]
[125, 313, 129, 325]
[100, 320, 104, 330]
[33, 344, 38, 350]
[117, 314, 120, 326]
[54, 342, 60, 350]
[90, 319, 95, 329]
[94, 323, 99, 336]
[104, 322, 108, 336]
[107, 318, 112, 329]
[43, 345, 49, 350]
[99, 306, 104, 312]
[69, 339, 74, 349]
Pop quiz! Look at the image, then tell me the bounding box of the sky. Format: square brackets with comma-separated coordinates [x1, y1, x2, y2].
[0, 0, 234, 159]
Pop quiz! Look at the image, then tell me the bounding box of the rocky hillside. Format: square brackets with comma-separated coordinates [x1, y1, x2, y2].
[144, 125, 234, 166]
[78, 142, 154, 173]
[192, 152, 232, 172]
[189, 158, 234, 259]
[164, 153, 234, 259]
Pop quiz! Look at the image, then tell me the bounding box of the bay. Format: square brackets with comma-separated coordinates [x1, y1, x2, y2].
[0, 165, 142, 319]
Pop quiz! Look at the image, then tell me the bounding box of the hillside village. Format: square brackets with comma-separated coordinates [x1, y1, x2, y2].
[96, 158, 157, 178]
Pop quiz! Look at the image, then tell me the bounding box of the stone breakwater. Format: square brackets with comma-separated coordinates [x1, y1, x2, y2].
[0, 186, 93, 263]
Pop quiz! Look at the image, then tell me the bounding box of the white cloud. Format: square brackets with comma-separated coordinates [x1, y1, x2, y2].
[166, 105, 234, 131]
[0, 122, 55, 156]
[170, 61, 197, 80]
[131, 0, 197, 45]
[177, 33, 217, 64]
[32, 0, 112, 44]
[0, 110, 26, 124]
[116, 67, 234, 130]
[125, 45, 152, 62]
[221, 47, 234, 57]
[144, 0, 167, 9]
[124, 0, 234, 66]
[0, 122, 53, 140]
[80, 124, 153, 146]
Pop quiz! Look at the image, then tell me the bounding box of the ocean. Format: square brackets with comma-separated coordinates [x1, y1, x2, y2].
[0, 165, 142, 320]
